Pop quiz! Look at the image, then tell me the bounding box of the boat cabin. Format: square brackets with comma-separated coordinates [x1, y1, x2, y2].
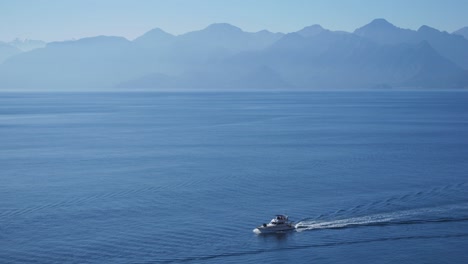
[270, 215, 289, 225]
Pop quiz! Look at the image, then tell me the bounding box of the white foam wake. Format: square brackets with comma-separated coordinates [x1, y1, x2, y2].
[294, 203, 468, 232]
[295, 214, 394, 231]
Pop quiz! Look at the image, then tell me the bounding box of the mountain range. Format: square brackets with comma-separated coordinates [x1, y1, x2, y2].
[1, 19, 467, 91]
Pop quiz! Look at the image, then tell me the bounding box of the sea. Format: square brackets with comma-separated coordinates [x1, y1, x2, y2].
[1, 91, 468, 263]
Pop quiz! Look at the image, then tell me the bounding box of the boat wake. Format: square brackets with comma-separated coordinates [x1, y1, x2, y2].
[295, 203, 468, 232]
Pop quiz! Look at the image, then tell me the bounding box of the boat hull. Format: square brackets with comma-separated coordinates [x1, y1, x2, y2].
[253, 225, 295, 234]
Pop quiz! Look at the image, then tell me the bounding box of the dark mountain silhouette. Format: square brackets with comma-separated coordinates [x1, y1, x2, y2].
[0, 20, 467, 91]
[454, 27, 468, 40]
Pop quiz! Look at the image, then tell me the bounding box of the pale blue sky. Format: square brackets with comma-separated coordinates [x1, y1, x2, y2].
[1, 0, 467, 41]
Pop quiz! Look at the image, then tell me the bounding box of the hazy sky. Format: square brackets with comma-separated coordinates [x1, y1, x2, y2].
[1, 0, 467, 42]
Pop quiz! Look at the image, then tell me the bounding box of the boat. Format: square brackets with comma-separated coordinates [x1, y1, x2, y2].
[253, 215, 295, 234]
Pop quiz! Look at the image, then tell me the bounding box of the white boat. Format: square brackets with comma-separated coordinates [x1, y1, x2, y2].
[253, 215, 295, 234]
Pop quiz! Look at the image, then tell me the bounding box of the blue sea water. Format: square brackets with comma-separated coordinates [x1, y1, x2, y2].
[1, 91, 468, 263]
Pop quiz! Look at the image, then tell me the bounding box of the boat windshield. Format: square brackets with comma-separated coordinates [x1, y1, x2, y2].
[276, 215, 287, 220]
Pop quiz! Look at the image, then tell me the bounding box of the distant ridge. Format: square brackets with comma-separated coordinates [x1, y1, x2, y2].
[453, 27, 468, 40]
[9, 38, 46, 52]
[0, 19, 467, 91]
[355, 19, 468, 69]
[0, 42, 21, 63]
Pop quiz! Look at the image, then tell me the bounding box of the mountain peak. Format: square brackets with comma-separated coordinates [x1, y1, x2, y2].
[354, 18, 416, 45]
[355, 18, 397, 33]
[418, 25, 440, 34]
[204, 23, 243, 33]
[297, 24, 325, 37]
[134, 27, 174, 43]
[255, 29, 272, 35]
[146, 28, 173, 36]
[370, 18, 394, 27]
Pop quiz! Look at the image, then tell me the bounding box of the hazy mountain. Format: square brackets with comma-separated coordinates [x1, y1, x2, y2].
[127, 23, 284, 76]
[133, 28, 175, 50]
[177, 23, 283, 53]
[453, 27, 468, 40]
[0, 39, 45, 64]
[296, 24, 328, 38]
[354, 18, 416, 44]
[118, 65, 291, 90]
[0, 20, 467, 91]
[416, 25, 468, 69]
[0, 42, 21, 63]
[118, 29, 468, 90]
[9, 38, 46, 52]
[233, 30, 468, 89]
[403, 42, 468, 88]
[0, 36, 136, 90]
[355, 19, 468, 69]
[249, 30, 285, 50]
[160, 23, 283, 68]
